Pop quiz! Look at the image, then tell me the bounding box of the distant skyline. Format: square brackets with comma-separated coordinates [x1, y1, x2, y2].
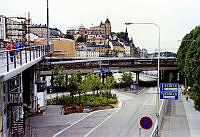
[1, 0, 200, 52]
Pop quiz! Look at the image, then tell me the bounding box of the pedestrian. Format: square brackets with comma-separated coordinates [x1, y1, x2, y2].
[14, 39, 24, 61]
[6, 40, 15, 62]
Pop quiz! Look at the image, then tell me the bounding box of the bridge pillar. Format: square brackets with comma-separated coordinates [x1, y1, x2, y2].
[135, 72, 140, 85]
[161, 70, 178, 83]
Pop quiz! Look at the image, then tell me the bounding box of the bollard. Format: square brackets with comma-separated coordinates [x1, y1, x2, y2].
[37, 104, 41, 114]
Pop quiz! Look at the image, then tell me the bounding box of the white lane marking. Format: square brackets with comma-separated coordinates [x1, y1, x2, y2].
[84, 100, 123, 137]
[53, 99, 122, 137]
[136, 88, 145, 95]
[52, 112, 96, 137]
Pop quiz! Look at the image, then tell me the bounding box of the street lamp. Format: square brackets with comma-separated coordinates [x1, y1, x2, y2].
[125, 22, 160, 127]
[47, 0, 49, 46]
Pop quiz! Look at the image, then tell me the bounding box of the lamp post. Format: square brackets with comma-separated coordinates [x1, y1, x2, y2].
[125, 22, 160, 131]
[47, 0, 49, 46]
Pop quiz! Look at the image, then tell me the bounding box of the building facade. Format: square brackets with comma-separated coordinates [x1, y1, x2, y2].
[76, 47, 99, 58]
[29, 24, 61, 38]
[0, 15, 6, 42]
[35, 38, 76, 57]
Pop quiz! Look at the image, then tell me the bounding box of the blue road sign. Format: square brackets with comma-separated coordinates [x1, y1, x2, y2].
[160, 83, 179, 100]
[140, 116, 153, 130]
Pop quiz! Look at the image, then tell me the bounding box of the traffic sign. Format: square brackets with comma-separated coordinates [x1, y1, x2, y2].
[140, 116, 153, 130]
[160, 83, 179, 100]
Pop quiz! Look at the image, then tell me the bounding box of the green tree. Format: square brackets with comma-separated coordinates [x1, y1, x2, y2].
[104, 76, 116, 101]
[117, 32, 126, 40]
[83, 73, 103, 94]
[53, 65, 66, 87]
[177, 25, 200, 110]
[64, 34, 74, 40]
[76, 36, 86, 42]
[68, 70, 83, 104]
[122, 72, 133, 86]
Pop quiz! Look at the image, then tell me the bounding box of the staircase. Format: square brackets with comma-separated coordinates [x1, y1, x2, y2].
[11, 118, 25, 136]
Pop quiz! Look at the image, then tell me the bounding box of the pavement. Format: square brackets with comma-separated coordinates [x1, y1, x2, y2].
[159, 90, 200, 137]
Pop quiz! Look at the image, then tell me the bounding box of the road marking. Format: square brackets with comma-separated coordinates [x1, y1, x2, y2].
[53, 99, 122, 137]
[84, 100, 123, 137]
[136, 88, 145, 95]
[52, 111, 96, 137]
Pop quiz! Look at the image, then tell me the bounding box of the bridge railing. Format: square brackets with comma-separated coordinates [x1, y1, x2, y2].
[0, 45, 51, 73]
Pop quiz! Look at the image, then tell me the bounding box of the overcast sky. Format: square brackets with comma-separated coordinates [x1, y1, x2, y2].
[1, 0, 200, 52]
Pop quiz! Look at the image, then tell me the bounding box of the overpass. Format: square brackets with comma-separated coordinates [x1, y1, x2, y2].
[41, 56, 178, 85]
[42, 57, 177, 72]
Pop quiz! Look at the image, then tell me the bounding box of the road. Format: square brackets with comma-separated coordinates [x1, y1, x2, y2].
[52, 87, 160, 137]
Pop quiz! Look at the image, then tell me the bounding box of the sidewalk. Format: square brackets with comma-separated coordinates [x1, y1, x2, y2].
[182, 94, 200, 137]
[159, 92, 200, 137]
[25, 105, 89, 137]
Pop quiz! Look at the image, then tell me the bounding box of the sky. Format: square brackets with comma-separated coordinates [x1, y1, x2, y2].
[1, 0, 200, 53]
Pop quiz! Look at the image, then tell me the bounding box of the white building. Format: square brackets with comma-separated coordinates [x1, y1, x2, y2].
[6, 18, 25, 41]
[124, 43, 131, 57]
[76, 47, 99, 58]
[0, 15, 6, 41]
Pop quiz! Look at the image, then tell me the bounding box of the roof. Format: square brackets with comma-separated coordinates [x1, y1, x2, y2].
[86, 43, 110, 48]
[110, 40, 123, 47]
[105, 18, 110, 24]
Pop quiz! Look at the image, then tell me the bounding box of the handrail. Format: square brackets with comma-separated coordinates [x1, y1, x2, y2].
[0, 44, 52, 73]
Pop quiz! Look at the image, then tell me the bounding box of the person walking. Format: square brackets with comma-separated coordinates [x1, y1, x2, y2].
[14, 39, 24, 61]
[6, 40, 15, 62]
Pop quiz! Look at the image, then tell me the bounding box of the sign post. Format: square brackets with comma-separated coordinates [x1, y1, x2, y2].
[160, 83, 179, 100]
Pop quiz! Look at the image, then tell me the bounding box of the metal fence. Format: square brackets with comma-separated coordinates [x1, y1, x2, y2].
[0, 45, 51, 73]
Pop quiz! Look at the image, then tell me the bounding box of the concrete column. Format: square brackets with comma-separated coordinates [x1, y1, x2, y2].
[136, 72, 140, 85]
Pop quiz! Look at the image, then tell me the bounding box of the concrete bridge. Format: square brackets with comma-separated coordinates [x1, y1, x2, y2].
[41, 56, 178, 85]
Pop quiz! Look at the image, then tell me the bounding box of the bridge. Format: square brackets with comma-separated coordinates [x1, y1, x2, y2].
[43, 57, 177, 71]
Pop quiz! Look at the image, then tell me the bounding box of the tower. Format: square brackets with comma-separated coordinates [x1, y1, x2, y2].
[104, 18, 111, 38]
[124, 27, 129, 42]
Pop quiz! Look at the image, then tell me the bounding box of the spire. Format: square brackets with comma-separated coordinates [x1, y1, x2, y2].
[125, 27, 128, 33]
[105, 18, 110, 24]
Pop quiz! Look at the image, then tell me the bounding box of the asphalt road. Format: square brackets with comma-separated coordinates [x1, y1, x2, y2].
[52, 87, 160, 137]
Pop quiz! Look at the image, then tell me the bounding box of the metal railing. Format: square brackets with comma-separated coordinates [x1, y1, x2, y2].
[0, 44, 51, 73]
[151, 99, 167, 137]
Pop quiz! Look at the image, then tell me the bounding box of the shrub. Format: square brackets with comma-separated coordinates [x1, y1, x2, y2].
[47, 93, 118, 107]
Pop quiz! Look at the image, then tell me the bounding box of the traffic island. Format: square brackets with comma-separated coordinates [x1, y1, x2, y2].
[48, 93, 118, 115]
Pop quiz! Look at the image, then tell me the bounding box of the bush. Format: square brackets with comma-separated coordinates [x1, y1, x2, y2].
[47, 93, 118, 107]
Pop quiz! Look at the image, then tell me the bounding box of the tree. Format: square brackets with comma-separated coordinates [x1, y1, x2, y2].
[177, 25, 200, 110]
[122, 72, 133, 86]
[83, 73, 103, 94]
[52, 65, 66, 88]
[104, 76, 116, 101]
[76, 36, 86, 42]
[64, 34, 74, 40]
[68, 70, 82, 104]
[117, 32, 126, 40]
